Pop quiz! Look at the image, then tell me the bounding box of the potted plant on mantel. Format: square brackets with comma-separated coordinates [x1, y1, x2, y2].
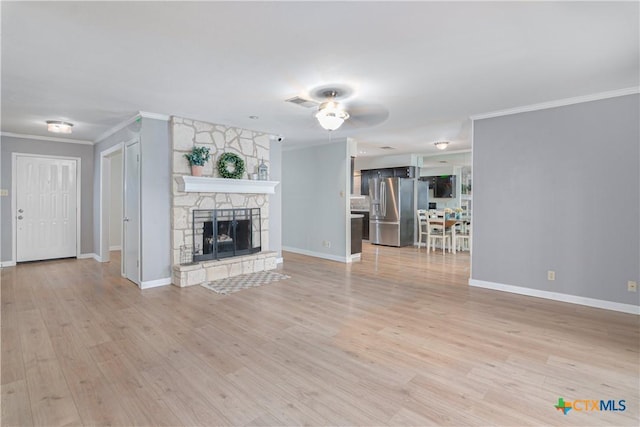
[184, 146, 211, 176]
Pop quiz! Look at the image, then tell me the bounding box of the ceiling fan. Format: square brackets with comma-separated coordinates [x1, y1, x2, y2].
[285, 84, 389, 131]
[315, 90, 350, 131]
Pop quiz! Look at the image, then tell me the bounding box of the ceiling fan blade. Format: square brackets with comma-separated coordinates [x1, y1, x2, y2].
[343, 102, 389, 128]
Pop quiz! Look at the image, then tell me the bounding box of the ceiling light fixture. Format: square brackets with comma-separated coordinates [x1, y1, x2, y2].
[315, 100, 349, 131]
[46, 120, 74, 134]
[434, 141, 449, 150]
[315, 90, 350, 131]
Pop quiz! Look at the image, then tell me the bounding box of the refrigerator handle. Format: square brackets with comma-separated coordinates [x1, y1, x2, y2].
[381, 180, 386, 216]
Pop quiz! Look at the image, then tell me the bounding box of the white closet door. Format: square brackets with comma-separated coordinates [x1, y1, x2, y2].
[16, 156, 77, 262]
[123, 141, 140, 285]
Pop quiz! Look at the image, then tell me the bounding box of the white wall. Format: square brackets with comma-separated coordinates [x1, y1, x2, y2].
[269, 138, 283, 260]
[355, 153, 422, 170]
[282, 140, 350, 262]
[109, 152, 122, 250]
[421, 151, 471, 170]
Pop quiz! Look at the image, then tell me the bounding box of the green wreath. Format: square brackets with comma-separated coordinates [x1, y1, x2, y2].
[217, 152, 245, 179]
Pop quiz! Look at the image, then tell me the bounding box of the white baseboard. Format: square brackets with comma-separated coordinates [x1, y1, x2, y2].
[282, 246, 349, 263]
[469, 279, 640, 315]
[349, 253, 361, 263]
[2, 255, 101, 267]
[109, 245, 122, 251]
[77, 253, 102, 262]
[140, 277, 172, 289]
[276, 257, 284, 264]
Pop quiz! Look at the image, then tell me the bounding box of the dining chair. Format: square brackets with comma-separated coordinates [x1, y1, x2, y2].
[455, 221, 471, 252]
[427, 217, 452, 254]
[416, 209, 428, 250]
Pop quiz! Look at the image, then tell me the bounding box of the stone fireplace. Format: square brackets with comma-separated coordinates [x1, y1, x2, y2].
[170, 116, 278, 287]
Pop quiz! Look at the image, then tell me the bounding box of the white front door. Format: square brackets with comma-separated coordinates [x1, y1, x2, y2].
[123, 141, 140, 285]
[16, 156, 78, 262]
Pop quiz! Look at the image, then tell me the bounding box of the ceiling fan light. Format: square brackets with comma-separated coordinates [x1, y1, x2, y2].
[434, 141, 449, 150]
[315, 101, 350, 131]
[316, 113, 346, 131]
[46, 120, 74, 134]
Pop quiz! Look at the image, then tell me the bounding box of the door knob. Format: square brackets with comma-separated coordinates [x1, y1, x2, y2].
[18, 209, 23, 213]
[18, 215, 23, 220]
[123, 217, 129, 222]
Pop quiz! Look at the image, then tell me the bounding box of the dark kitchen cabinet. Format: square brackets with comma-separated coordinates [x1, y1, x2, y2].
[393, 167, 415, 178]
[351, 217, 363, 254]
[421, 175, 456, 198]
[352, 211, 370, 240]
[360, 167, 416, 195]
[361, 211, 369, 240]
[361, 170, 375, 196]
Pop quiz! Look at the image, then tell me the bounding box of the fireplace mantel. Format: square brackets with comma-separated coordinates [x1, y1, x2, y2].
[176, 175, 279, 194]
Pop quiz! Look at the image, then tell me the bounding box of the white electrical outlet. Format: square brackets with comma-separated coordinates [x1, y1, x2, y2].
[628, 281, 637, 292]
[547, 270, 556, 281]
[0, 189, 8, 197]
[322, 240, 331, 248]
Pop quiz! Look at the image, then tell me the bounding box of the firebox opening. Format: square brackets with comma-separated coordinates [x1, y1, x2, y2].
[193, 208, 261, 262]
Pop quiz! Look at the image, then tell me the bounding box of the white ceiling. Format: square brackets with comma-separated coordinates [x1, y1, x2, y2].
[2, 1, 638, 156]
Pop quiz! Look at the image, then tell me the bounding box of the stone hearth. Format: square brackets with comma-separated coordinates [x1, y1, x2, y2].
[172, 251, 277, 288]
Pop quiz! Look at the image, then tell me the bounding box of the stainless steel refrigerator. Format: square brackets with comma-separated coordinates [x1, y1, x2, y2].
[369, 177, 415, 247]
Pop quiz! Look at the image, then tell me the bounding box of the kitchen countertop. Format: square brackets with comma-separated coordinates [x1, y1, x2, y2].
[350, 214, 364, 219]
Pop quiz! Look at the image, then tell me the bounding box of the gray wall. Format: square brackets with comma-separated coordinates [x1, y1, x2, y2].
[109, 152, 122, 248]
[472, 94, 639, 306]
[269, 138, 283, 259]
[1, 136, 95, 260]
[93, 119, 141, 257]
[93, 117, 171, 283]
[282, 140, 349, 261]
[140, 118, 171, 282]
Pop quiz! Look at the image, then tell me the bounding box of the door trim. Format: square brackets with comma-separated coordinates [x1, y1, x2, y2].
[99, 142, 124, 263]
[11, 153, 82, 264]
[123, 138, 141, 286]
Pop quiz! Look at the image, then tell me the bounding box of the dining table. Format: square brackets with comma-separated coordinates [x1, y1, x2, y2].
[444, 216, 471, 253]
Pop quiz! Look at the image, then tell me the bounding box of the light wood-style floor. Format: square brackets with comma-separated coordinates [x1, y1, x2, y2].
[2, 244, 638, 426]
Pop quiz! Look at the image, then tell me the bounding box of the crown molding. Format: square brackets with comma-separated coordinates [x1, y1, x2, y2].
[1, 110, 171, 146]
[0, 132, 93, 145]
[94, 111, 170, 144]
[93, 113, 141, 144]
[139, 111, 170, 121]
[471, 86, 640, 121]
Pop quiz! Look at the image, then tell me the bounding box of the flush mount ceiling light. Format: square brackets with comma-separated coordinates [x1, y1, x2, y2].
[46, 120, 74, 134]
[315, 90, 350, 131]
[434, 141, 449, 150]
